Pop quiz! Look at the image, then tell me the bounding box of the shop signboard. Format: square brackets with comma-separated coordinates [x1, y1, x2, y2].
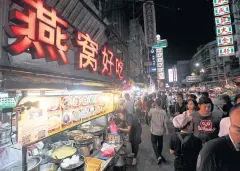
[186, 76, 201, 83]
[17, 93, 115, 146]
[217, 35, 234, 46]
[143, 1, 157, 47]
[214, 5, 230, 16]
[4, 0, 124, 80]
[215, 15, 231, 26]
[213, 0, 234, 56]
[213, 0, 229, 7]
[218, 46, 235, 57]
[216, 25, 233, 36]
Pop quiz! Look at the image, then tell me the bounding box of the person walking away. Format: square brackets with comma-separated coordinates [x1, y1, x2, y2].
[162, 91, 168, 113]
[146, 95, 154, 125]
[123, 93, 134, 115]
[168, 93, 174, 117]
[148, 98, 169, 164]
[182, 99, 198, 117]
[117, 110, 142, 166]
[219, 94, 240, 137]
[222, 94, 233, 118]
[197, 104, 240, 171]
[134, 97, 142, 121]
[142, 97, 148, 124]
[192, 97, 219, 144]
[171, 114, 202, 171]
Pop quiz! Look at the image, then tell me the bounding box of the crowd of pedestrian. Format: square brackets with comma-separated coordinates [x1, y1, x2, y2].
[116, 91, 240, 171]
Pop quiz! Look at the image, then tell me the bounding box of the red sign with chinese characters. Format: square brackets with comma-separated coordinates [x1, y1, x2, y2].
[4, 0, 124, 80]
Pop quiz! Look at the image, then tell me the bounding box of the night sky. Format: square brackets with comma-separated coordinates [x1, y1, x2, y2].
[154, 0, 216, 68]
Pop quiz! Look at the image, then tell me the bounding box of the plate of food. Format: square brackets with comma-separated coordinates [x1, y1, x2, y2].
[62, 113, 71, 125]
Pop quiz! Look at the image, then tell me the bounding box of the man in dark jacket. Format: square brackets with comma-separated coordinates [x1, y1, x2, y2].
[192, 97, 220, 144]
[197, 104, 240, 171]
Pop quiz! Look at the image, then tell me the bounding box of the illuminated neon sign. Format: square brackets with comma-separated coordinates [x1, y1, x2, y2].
[4, 0, 124, 80]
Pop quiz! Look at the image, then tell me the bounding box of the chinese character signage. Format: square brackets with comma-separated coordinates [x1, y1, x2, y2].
[217, 35, 233, 46]
[143, 1, 157, 47]
[213, 0, 229, 7]
[218, 46, 235, 56]
[213, 0, 234, 57]
[214, 5, 230, 16]
[4, 0, 124, 80]
[156, 47, 165, 79]
[215, 15, 231, 26]
[216, 25, 232, 36]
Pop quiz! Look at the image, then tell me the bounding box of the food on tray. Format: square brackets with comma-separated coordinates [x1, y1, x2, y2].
[74, 133, 93, 141]
[51, 146, 77, 159]
[48, 116, 61, 130]
[67, 130, 83, 137]
[61, 155, 80, 168]
[80, 125, 104, 133]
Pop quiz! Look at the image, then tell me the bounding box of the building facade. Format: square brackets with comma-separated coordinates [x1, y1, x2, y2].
[176, 60, 191, 86]
[190, 40, 239, 86]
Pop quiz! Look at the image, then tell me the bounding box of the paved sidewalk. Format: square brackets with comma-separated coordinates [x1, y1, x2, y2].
[127, 123, 175, 171]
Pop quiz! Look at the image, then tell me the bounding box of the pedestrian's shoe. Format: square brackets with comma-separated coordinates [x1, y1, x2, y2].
[157, 157, 162, 164]
[161, 156, 166, 163]
[132, 158, 137, 165]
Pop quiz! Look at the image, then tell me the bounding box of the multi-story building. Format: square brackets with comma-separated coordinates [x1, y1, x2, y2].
[190, 40, 239, 86]
[176, 60, 191, 86]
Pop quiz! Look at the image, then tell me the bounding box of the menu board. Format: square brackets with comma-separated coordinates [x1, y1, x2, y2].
[17, 93, 114, 146]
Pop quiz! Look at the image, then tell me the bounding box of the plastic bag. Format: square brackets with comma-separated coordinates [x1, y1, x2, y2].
[102, 147, 115, 157]
[110, 120, 117, 134]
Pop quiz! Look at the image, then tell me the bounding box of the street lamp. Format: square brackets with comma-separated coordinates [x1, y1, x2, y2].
[195, 63, 200, 67]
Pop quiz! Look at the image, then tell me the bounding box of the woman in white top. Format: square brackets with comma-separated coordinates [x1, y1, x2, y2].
[182, 99, 199, 117]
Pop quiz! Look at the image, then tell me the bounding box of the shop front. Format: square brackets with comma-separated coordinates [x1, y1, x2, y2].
[0, 0, 126, 170]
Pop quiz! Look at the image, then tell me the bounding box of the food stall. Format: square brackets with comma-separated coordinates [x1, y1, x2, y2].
[0, 90, 125, 171]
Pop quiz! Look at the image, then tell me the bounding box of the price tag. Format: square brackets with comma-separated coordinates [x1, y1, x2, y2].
[107, 133, 120, 144]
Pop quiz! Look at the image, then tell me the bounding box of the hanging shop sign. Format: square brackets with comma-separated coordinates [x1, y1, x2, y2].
[143, 1, 157, 47]
[213, 0, 229, 7]
[216, 25, 233, 36]
[214, 5, 230, 16]
[213, 0, 234, 57]
[217, 35, 234, 46]
[4, 0, 124, 80]
[156, 48, 165, 79]
[17, 93, 115, 146]
[215, 15, 231, 26]
[218, 46, 235, 56]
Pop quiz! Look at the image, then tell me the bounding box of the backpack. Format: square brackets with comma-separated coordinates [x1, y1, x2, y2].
[176, 132, 191, 167]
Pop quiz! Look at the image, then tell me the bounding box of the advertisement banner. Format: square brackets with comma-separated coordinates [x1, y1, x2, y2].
[216, 25, 233, 36]
[217, 35, 234, 46]
[215, 15, 231, 26]
[17, 93, 114, 146]
[218, 46, 235, 56]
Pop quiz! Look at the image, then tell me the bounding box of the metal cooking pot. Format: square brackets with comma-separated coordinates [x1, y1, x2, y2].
[0, 128, 11, 145]
[7, 156, 42, 171]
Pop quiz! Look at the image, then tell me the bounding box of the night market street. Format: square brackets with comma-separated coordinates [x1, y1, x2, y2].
[127, 98, 224, 171]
